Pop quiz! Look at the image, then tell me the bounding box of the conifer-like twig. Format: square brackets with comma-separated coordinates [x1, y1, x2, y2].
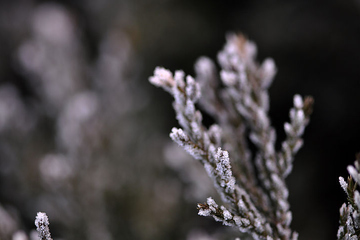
[150, 33, 313, 240]
[338, 154, 360, 240]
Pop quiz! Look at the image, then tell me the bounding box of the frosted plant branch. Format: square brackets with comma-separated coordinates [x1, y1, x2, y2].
[35, 212, 52, 240]
[338, 155, 360, 240]
[150, 33, 313, 240]
[215, 34, 312, 239]
[280, 95, 314, 178]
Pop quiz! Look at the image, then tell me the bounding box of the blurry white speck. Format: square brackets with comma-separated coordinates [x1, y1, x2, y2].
[40, 154, 72, 182]
[12, 231, 28, 240]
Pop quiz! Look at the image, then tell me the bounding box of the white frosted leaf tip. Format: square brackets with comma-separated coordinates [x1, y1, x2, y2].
[293, 94, 303, 109]
[35, 212, 52, 240]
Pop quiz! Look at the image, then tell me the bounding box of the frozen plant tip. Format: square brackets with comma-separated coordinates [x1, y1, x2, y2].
[150, 33, 313, 240]
[338, 155, 360, 240]
[35, 212, 52, 240]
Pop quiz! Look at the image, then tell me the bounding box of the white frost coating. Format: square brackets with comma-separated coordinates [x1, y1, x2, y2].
[237, 199, 248, 213]
[291, 232, 299, 240]
[247, 212, 255, 222]
[244, 40, 257, 60]
[271, 174, 288, 198]
[174, 70, 185, 83]
[340, 203, 347, 216]
[208, 124, 222, 146]
[293, 95, 303, 109]
[354, 191, 360, 209]
[186, 75, 201, 101]
[175, 112, 188, 132]
[204, 162, 214, 177]
[183, 145, 204, 160]
[276, 222, 291, 239]
[265, 223, 273, 235]
[265, 159, 277, 173]
[221, 206, 233, 220]
[185, 99, 195, 117]
[339, 176, 348, 193]
[284, 122, 294, 136]
[233, 216, 242, 226]
[350, 235, 358, 240]
[173, 86, 185, 106]
[249, 132, 261, 146]
[170, 128, 189, 145]
[238, 67, 248, 87]
[353, 211, 360, 228]
[190, 121, 202, 140]
[348, 166, 360, 184]
[278, 199, 290, 212]
[215, 148, 235, 193]
[254, 218, 263, 232]
[217, 52, 229, 69]
[346, 216, 355, 234]
[337, 226, 344, 239]
[222, 220, 234, 226]
[35, 212, 52, 240]
[260, 58, 276, 89]
[256, 108, 269, 129]
[295, 125, 305, 137]
[295, 110, 305, 124]
[220, 70, 237, 86]
[198, 207, 211, 217]
[292, 139, 303, 154]
[285, 212, 292, 226]
[265, 142, 275, 156]
[289, 109, 296, 122]
[174, 71, 185, 89]
[207, 144, 217, 161]
[241, 218, 250, 226]
[149, 67, 174, 90]
[207, 197, 218, 209]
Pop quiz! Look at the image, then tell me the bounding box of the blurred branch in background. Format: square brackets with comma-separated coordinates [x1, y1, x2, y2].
[1, 0, 360, 240]
[0, 1, 208, 240]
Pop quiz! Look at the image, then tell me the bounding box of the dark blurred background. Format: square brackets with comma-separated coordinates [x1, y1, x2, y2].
[1, 0, 360, 239]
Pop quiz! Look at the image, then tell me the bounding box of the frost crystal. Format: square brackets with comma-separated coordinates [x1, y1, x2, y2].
[348, 166, 360, 184]
[35, 212, 52, 240]
[355, 191, 360, 209]
[220, 70, 237, 86]
[170, 128, 189, 145]
[214, 148, 235, 193]
[339, 177, 348, 193]
[221, 206, 233, 220]
[149, 67, 174, 93]
[198, 207, 211, 217]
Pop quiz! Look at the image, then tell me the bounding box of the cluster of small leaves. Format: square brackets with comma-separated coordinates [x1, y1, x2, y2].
[150, 33, 313, 240]
[338, 155, 360, 240]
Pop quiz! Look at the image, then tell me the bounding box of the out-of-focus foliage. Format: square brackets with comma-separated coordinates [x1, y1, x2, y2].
[0, 1, 215, 239]
[1, 0, 360, 240]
